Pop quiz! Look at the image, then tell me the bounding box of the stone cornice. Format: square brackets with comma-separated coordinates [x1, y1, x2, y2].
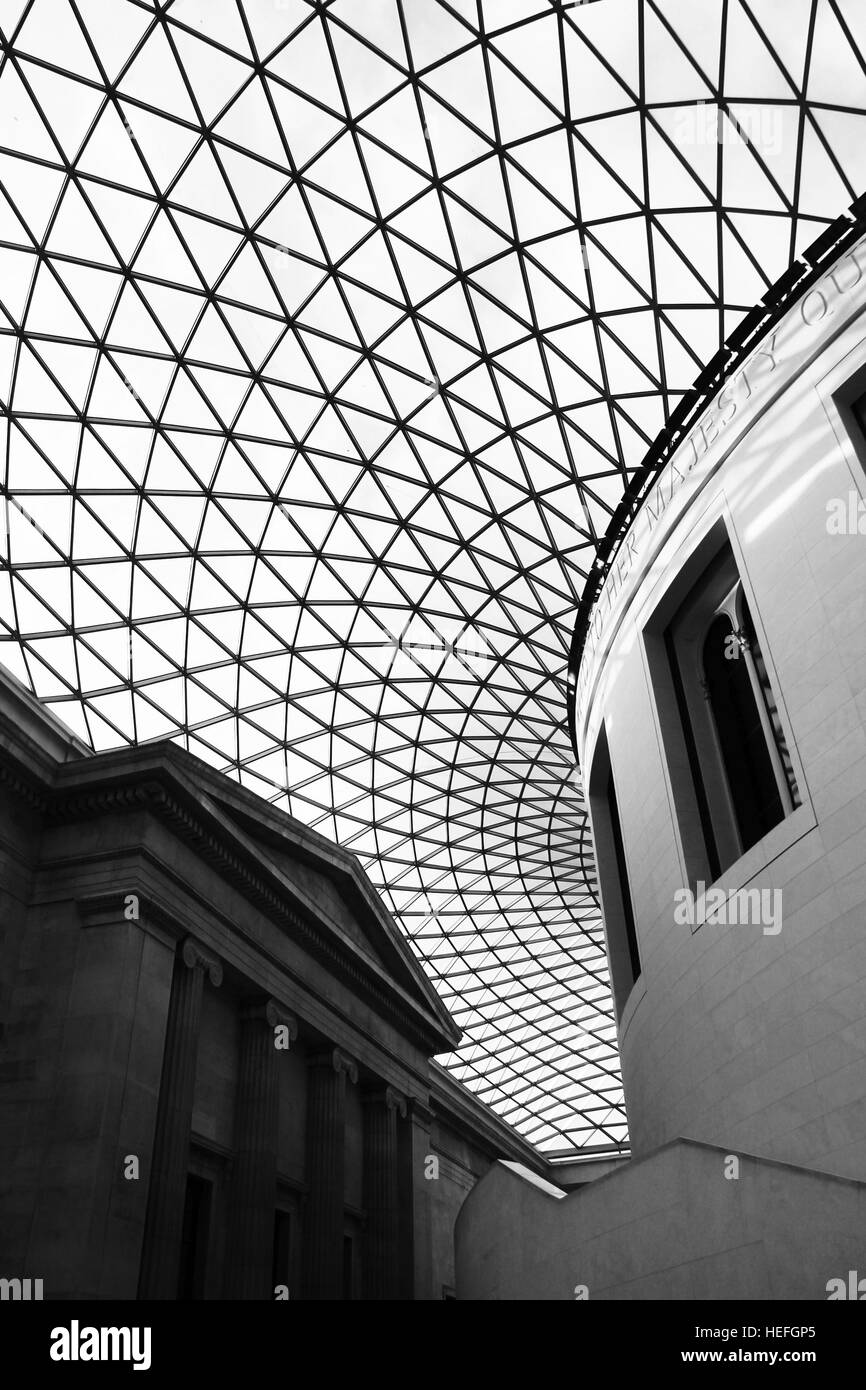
[248, 998, 300, 1044]
[429, 1061, 548, 1179]
[307, 1046, 359, 1084]
[406, 1097, 435, 1130]
[76, 888, 180, 949]
[181, 935, 223, 987]
[203, 786, 451, 1028]
[47, 763, 458, 1056]
[0, 661, 459, 1054]
[362, 1084, 407, 1116]
[0, 754, 47, 810]
[64, 736, 455, 1038]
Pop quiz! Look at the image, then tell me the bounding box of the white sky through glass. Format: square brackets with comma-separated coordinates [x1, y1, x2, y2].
[2, 0, 865, 1152]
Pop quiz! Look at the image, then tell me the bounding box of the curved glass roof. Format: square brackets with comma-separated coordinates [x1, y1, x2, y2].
[2, 0, 865, 1154]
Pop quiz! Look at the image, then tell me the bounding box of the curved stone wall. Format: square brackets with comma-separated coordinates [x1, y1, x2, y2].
[576, 234, 866, 1181]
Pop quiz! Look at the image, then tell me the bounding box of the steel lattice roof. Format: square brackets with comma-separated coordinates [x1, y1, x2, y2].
[1, 0, 865, 1153]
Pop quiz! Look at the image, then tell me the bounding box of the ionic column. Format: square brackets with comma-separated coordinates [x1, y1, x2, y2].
[224, 999, 298, 1300]
[402, 1097, 435, 1300]
[363, 1085, 406, 1301]
[302, 1047, 357, 1300]
[138, 937, 222, 1300]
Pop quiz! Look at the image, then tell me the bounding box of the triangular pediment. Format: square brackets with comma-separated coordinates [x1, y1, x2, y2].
[174, 751, 459, 1045]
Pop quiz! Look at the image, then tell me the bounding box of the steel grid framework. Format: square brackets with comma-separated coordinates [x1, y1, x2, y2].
[1, 0, 865, 1153]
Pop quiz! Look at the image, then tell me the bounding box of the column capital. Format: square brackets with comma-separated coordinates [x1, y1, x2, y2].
[239, 996, 299, 1044]
[333, 1048, 358, 1084]
[363, 1084, 407, 1118]
[265, 999, 299, 1042]
[406, 1096, 434, 1129]
[181, 936, 222, 987]
[307, 1046, 358, 1084]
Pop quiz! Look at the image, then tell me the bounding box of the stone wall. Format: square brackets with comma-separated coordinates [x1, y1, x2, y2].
[0, 664, 543, 1299]
[576, 239, 866, 1182]
[457, 1140, 866, 1300]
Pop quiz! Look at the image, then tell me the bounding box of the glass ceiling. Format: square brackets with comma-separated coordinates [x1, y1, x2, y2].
[1, 0, 865, 1154]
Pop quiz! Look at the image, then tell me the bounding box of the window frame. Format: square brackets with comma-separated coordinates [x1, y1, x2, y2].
[642, 514, 808, 898]
[667, 547, 798, 872]
[587, 722, 641, 1021]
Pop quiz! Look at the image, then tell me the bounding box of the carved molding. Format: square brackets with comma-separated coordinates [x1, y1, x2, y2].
[385, 1085, 407, 1117]
[363, 1084, 408, 1117]
[333, 1048, 359, 1084]
[52, 774, 450, 1054]
[239, 995, 300, 1044]
[76, 889, 178, 942]
[181, 935, 223, 987]
[264, 998, 300, 1040]
[0, 756, 48, 810]
[406, 1097, 434, 1129]
[308, 1046, 358, 1084]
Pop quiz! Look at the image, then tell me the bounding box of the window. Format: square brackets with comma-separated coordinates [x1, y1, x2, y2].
[662, 540, 798, 881]
[838, 376, 866, 493]
[177, 1174, 212, 1300]
[851, 386, 866, 442]
[588, 725, 641, 1020]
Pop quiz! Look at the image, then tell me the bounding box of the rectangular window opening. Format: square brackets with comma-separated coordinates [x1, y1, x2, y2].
[588, 724, 641, 1020]
[177, 1173, 212, 1301]
[648, 532, 798, 886]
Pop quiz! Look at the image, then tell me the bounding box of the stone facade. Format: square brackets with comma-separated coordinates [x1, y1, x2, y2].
[457, 227, 866, 1301]
[0, 664, 541, 1300]
[577, 230, 866, 1181]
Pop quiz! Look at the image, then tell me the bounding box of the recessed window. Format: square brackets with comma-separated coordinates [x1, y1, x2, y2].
[588, 724, 641, 1020]
[660, 540, 799, 881]
[851, 386, 866, 443]
[177, 1173, 212, 1301]
[838, 377, 866, 485]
